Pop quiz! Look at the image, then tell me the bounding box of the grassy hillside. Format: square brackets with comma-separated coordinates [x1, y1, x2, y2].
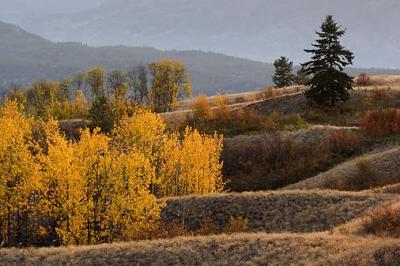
[161, 190, 396, 233]
[286, 147, 400, 191]
[2, 233, 400, 265]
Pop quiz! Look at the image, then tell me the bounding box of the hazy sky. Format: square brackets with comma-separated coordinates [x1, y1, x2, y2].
[0, 0, 106, 13]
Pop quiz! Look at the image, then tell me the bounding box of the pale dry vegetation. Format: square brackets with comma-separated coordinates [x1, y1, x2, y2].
[161, 190, 396, 233]
[2, 233, 400, 266]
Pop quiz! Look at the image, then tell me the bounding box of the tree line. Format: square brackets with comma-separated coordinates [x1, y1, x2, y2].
[273, 15, 354, 107]
[7, 59, 192, 131]
[0, 101, 223, 247]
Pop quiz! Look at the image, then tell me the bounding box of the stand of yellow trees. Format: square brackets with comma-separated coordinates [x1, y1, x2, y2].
[0, 101, 223, 247]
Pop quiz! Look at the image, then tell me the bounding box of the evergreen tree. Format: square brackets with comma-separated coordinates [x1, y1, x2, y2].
[89, 95, 115, 132]
[272, 56, 295, 88]
[295, 66, 310, 85]
[302, 15, 354, 106]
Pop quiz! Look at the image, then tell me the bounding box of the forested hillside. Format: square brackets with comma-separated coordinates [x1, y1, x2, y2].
[2, 0, 400, 68]
[0, 21, 276, 95]
[0, 20, 399, 96]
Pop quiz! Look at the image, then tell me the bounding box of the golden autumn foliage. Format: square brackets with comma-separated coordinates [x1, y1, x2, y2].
[0, 101, 223, 247]
[114, 112, 224, 197]
[0, 101, 38, 246]
[158, 128, 224, 197]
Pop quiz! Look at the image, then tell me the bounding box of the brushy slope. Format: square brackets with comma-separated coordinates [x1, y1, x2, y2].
[244, 88, 400, 126]
[2, 233, 400, 266]
[161, 190, 397, 233]
[285, 147, 400, 191]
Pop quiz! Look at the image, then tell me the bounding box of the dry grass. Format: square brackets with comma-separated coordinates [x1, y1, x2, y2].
[2, 233, 400, 265]
[285, 147, 400, 191]
[369, 75, 400, 86]
[163, 86, 400, 128]
[372, 183, 400, 194]
[162, 86, 305, 126]
[360, 205, 400, 238]
[161, 190, 396, 233]
[175, 86, 306, 111]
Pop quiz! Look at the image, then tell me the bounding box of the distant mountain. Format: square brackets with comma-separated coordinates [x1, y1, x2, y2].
[2, 0, 400, 68]
[0, 21, 399, 97]
[0, 21, 277, 95]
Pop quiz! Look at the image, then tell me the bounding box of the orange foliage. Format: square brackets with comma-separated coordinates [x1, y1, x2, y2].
[362, 108, 400, 136]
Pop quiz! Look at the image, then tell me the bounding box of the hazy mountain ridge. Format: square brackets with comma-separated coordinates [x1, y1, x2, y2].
[0, 21, 276, 95]
[1, 0, 399, 68]
[0, 20, 399, 96]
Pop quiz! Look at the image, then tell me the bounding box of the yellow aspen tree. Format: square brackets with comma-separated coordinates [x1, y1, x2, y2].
[73, 89, 89, 118]
[112, 111, 166, 194]
[74, 128, 112, 244]
[157, 132, 182, 196]
[158, 127, 224, 197]
[107, 150, 162, 241]
[38, 120, 86, 246]
[0, 101, 39, 246]
[180, 128, 224, 195]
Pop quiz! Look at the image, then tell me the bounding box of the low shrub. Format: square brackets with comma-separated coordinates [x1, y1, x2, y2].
[223, 130, 366, 191]
[361, 206, 400, 238]
[364, 88, 396, 109]
[223, 217, 249, 234]
[355, 73, 372, 87]
[340, 159, 379, 191]
[328, 130, 363, 157]
[281, 114, 309, 131]
[135, 216, 249, 240]
[223, 134, 328, 190]
[361, 108, 400, 136]
[186, 95, 308, 136]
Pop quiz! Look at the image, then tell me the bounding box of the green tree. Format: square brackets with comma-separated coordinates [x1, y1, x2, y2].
[107, 70, 128, 100]
[26, 80, 60, 119]
[86, 67, 105, 99]
[58, 79, 72, 102]
[295, 66, 310, 85]
[89, 95, 115, 133]
[127, 65, 149, 105]
[72, 72, 89, 99]
[302, 15, 354, 106]
[272, 56, 295, 88]
[149, 60, 192, 112]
